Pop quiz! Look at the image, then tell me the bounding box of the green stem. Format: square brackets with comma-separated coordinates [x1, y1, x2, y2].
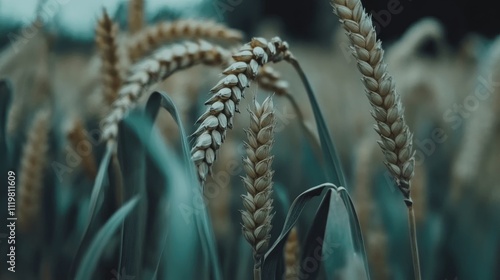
[408, 206, 421, 280]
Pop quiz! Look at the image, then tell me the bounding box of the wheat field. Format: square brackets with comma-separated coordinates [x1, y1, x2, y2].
[0, 0, 499, 279]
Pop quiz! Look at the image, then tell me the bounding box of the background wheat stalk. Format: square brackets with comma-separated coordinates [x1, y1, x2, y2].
[127, 19, 243, 63]
[331, 0, 420, 278]
[284, 227, 300, 280]
[191, 37, 291, 184]
[102, 40, 230, 149]
[241, 96, 276, 280]
[17, 109, 50, 232]
[128, 0, 144, 35]
[96, 9, 122, 106]
[67, 119, 97, 180]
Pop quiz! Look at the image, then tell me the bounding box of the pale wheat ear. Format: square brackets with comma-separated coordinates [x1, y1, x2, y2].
[241, 96, 276, 280]
[331, 0, 419, 278]
[128, 0, 144, 35]
[284, 227, 300, 280]
[17, 108, 51, 233]
[102, 40, 231, 150]
[191, 37, 292, 183]
[96, 9, 122, 106]
[127, 19, 243, 63]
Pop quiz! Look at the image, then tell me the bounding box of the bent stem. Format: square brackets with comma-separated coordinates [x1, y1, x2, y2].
[408, 205, 421, 280]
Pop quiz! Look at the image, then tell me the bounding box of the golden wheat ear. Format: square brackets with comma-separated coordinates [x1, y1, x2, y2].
[96, 9, 122, 106]
[241, 96, 276, 280]
[17, 109, 51, 233]
[127, 19, 243, 63]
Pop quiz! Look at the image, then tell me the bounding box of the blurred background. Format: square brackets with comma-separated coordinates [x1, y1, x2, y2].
[0, 0, 499, 279]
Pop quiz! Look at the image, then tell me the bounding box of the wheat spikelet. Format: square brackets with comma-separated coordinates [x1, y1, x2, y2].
[241, 97, 276, 277]
[331, 0, 415, 205]
[96, 9, 122, 105]
[67, 119, 97, 180]
[284, 227, 300, 280]
[102, 40, 230, 148]
[17, 109, 51, 232]
[128, 0, 144, 34]
[257, 66, 290, 96]
[127, 19, 243, 63]
[191, 37, 291, 183]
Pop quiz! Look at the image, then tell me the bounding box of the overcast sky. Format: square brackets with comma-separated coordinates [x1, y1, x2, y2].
[0, 0, 205, 39]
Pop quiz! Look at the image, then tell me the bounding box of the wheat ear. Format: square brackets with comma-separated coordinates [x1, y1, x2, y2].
[127, 19, 243, 63]
[67, 119, 97, 180]
[191, 37, 291, 183]
[96, 9, 122, 105]
[102, 40, 230, 149]
[128, 0, 144, 35]
[17, 109, 50, 232]
[331, 0, 419, 278]
[331, 0, 415, 203]
[241, 96, 276, 280]
[284, 227, 300, 280]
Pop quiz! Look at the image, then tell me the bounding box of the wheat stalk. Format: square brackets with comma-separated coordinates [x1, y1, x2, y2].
[128, 0, 144, 35]
[17, 109, 51, 232]
[331, 0, 419, 278]
[101, 40, 231, 149]
[241, 96, 276, 280]
[127, 19, 243, 63]
[451, 36, 500, 201]
[257, 66, 323, 159]
[67, 119, 97, 180]
[284, 227, 300, 280]
[96, 9, 122, 105]
[191, 37, 291, 183]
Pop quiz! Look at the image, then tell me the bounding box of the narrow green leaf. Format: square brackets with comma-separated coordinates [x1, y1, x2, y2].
[69, 147, 112, 278]
[262, 183, 337, 279]
[123, 110, 219, 280]
[117, 111, 147, 278]
[145, 91, 222, 280]
[75, 196, 139, 280]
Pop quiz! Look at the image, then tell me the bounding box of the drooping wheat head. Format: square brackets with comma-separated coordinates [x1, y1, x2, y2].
[241, 96, 276, 275]
[17, 109, 51, 232]
[191, 37, 291, 183]
[127, 19, 243, 63]
[331, 0, 415, 205]
[101, 40, 231, 149]
[96, 9, 122, 106]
